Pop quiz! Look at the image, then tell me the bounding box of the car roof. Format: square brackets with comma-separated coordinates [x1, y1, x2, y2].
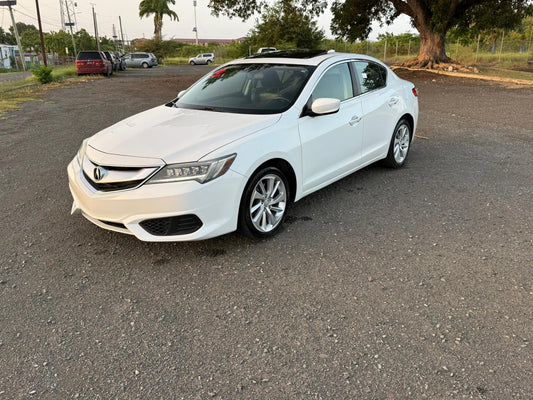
[234, 50, 381, 67]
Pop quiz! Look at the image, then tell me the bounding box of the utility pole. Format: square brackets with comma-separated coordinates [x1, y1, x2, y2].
[112, 24, 118, 51]
[59, 0, 65, 29]
[119, 16, 125, 52]
[35, 0, 47, 66]
[64, 0, 77, 57]
[5, 3, 26, 71]
[91, 4, 100, 51]
[193, 0, 198, 45]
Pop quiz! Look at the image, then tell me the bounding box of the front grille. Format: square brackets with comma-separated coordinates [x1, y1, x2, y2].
[140, 215, 203, 236]
[83, 171, 145, 192]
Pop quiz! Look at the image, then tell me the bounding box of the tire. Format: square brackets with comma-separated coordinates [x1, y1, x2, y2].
[189, 61, 195, 65]
[142, 62, 149, 69]
[238, 167, 289, 239]
[206, 60, 211, 65]
[383, 118, 412, 168]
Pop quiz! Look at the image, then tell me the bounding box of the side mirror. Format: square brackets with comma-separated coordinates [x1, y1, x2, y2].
[311, 98, 341, 115]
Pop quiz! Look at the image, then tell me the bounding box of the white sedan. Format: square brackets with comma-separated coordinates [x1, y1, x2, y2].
[68, 50, 418, 241]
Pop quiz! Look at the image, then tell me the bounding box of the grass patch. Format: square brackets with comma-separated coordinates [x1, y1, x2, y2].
[0, 66, 99, 115]
[475, 66, 533, 82]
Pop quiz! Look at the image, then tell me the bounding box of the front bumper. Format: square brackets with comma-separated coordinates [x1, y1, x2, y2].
[67, 158, 245, 241]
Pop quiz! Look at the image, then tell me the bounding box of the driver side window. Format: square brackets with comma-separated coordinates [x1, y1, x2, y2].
[311, 63, 354, 102]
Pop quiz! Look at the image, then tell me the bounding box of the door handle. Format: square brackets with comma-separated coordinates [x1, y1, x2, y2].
[388, 97, 400, 106]
[349, 115, 361, 126]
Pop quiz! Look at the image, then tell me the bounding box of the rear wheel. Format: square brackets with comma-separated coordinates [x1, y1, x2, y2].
[238, 167, 289, 239]
[384, 118, 411, 168]
[206, 60, 212, 65]
[142, 62, 149, 68]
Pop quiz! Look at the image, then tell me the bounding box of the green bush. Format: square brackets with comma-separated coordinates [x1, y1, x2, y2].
[31, 65, 54, 84]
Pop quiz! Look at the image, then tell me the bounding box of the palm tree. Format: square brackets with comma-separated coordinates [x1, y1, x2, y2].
[139, 0, 179, 40]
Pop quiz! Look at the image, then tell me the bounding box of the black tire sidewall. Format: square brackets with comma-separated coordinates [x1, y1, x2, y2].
[385, 118, 411, 168]
[238, 166, 289, 239]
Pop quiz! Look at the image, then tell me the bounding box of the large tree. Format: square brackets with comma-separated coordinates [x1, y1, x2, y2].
[139, 0, 179, 40]
[209, 0, 533, 67]
[249, 1, 325, 49]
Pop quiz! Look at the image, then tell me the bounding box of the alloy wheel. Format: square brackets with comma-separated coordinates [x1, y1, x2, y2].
[393, 123, 410, 164]
[249, 174, 287, 233]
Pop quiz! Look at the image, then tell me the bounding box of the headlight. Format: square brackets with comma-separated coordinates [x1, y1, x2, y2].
[76, 139, 88, 165]
[148, 154, 236, 184]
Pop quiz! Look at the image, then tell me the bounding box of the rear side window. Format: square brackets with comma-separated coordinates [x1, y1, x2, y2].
[311, 63, 354, 102]
[77, 52, 102, 60]
[354, 61, 387, 93]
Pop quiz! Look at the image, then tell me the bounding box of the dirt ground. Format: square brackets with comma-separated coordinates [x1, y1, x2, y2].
[0, 65, 532, 399]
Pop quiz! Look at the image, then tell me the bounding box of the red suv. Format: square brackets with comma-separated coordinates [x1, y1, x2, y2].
[76, 51, 113, 76]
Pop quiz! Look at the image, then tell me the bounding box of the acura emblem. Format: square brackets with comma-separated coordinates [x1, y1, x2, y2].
[93, 166, 106, 181]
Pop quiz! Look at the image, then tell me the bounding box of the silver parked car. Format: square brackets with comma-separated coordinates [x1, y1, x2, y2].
[189, 53, 215, 65]
[123, 52, 158, 68]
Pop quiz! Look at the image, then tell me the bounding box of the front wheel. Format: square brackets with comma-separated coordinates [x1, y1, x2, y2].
[238, 167, 289, 239]
[383, 119, 411, 168]
[189, 61, 195, 65]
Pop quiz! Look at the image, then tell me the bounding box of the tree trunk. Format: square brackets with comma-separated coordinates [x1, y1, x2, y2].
[401, 12, 452, 69]
[154, 13, 163, 40]
[419, 30, 450, 62]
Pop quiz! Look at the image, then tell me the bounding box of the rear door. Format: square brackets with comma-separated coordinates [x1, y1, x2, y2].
[298, 62, 364, 193]
[353, 61, 400, 163]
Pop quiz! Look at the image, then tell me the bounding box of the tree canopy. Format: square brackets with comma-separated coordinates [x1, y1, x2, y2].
[139, 0, 179, 40]
[247, 1, 324, 50]
[209, 0, 533, 67]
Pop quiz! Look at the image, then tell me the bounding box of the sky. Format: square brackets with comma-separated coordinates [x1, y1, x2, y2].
[1, 0, 415, 42]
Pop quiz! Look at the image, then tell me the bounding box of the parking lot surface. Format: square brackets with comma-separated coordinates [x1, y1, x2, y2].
[0, 65, 532, 399]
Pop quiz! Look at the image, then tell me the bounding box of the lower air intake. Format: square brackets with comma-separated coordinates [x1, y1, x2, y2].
[140, 215, 203, 236]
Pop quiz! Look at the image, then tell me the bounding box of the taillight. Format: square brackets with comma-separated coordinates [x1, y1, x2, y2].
[76, 61, 86, 66]
[412, 87, 418, 97]
[94, 61, 103, 66]
[151, 58, 155, 62]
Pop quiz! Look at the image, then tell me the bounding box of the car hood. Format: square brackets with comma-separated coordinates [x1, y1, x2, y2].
[88, 105, 281, 164]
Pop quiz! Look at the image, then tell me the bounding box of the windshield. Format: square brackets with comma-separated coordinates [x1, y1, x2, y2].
[176, 63, 315, 114]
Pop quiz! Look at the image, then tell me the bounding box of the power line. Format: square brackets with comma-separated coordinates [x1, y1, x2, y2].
[13, 8, 63, 30]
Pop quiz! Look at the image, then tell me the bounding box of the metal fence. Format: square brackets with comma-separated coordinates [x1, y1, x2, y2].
[327, 35, 533, 66]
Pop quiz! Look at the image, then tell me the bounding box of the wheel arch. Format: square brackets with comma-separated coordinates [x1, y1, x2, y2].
[398, 113, 415, 139]
[245, 158, 297, 203]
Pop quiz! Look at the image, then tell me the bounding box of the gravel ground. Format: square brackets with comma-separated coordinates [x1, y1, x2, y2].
[0, 65, 532, 399]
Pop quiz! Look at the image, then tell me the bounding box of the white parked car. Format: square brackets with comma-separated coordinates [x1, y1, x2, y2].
[257, 47, 277, 53]
[68, 50, 418, 241]
[189, 53, 215, 65]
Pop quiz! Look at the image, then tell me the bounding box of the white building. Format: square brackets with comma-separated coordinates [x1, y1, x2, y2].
[0, 44, 17, 69]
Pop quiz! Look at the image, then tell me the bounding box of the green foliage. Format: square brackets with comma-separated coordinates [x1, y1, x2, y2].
[208, 0, 326, 20]
[0, 27, 15, 45]
[247, 1, 325, 50]
[31, 65, 54, 84]
[46, 30, 73, 55]
[139, 0, 179, 39]
[20, 27, 41, 54]
[329, 0, 532, 42]
[75, 29, 96, 52]
[9, 22, 38, 37]
[136, 38, 181, 61]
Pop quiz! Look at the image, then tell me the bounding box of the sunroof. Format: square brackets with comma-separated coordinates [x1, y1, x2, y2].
[246, 49, 329, 59]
